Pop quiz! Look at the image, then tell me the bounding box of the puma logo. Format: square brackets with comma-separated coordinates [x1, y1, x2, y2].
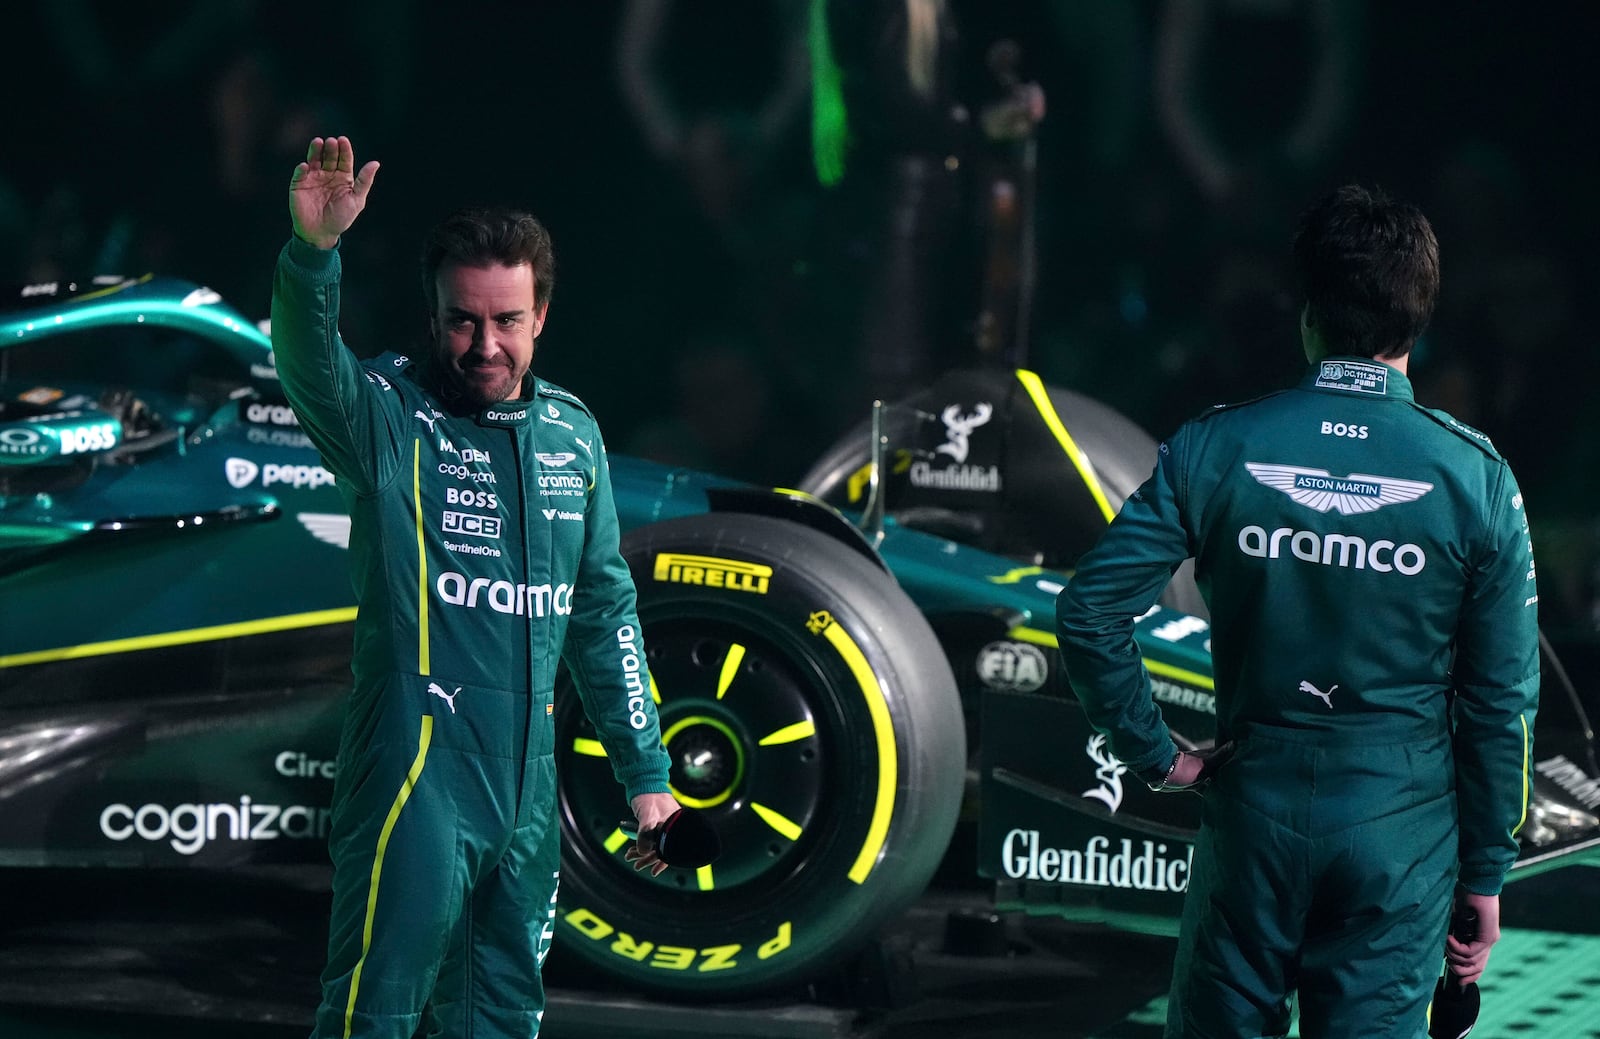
[1298, 680, 1337, 709]
[414, 408, 444, 433]
[428, 682, 462, 714]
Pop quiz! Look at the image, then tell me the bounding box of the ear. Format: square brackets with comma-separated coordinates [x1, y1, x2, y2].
[532, 300, 551, 339]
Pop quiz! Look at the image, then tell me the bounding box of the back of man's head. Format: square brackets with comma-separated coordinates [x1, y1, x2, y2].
[1292, 185, 1439, 360]
[420, 206, 556, 315]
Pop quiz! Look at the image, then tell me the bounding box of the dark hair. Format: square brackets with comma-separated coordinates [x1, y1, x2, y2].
[420, 207, 556, 314]
[1291, 185, 1439, 359]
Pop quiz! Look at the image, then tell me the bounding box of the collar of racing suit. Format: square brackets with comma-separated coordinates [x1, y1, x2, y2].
[1299, 354, 1414, 401]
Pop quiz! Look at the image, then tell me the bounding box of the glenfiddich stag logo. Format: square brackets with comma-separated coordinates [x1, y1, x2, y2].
[935, 403, 993, 463]
[1081, 734, 1127, 813]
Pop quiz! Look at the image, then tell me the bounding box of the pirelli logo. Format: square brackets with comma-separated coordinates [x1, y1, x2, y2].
[653, 553, 772, 595]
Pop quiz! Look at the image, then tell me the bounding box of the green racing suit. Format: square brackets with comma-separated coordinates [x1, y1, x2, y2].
[271, 237, 671, 1038]
[1057, 357, 1539, 1038]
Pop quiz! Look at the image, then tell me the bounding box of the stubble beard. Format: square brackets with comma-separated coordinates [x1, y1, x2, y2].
[433, 346, 529, 410]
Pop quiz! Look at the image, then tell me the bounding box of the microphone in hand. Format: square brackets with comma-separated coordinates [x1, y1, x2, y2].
[1429, 894, 1481, 1039]
[620, 807, 721, 870]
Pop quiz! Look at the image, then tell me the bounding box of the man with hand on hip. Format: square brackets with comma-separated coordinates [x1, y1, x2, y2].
[1057, 184, 1538, 1038]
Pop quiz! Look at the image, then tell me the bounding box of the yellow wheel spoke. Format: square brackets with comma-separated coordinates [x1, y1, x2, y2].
[696, 864, 715, 891]
[751, 802, 803, 841]
[717, 643, 746, 700]
[758, 720, 816, 746]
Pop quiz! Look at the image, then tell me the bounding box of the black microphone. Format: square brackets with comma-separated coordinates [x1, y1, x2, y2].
[1428, 894, 1481, 1039]
[619, 807, 721, 868]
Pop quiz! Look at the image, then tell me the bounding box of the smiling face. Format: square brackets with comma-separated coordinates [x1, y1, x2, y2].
[429, 262, 548, 408]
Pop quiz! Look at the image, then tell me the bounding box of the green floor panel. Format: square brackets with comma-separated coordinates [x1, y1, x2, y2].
[1470, 928, 1600, 1038]
[1094, 928, 1600, 1038]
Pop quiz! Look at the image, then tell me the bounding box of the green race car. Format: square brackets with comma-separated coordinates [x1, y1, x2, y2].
[2, 274, 1596, 1000]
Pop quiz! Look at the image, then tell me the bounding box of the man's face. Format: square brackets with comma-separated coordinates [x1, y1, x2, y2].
[430, 262, 547, 408]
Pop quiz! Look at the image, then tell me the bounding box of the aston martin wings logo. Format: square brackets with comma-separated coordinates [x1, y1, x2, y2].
[1245, 463, 1433, 515]
[297, 512, 352, 549]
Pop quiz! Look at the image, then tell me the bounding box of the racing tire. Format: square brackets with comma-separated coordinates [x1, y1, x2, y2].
[553, 513, 966, 998]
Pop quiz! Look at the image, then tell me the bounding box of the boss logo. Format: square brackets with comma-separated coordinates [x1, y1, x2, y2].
[1320, 421, 1369, 439]
[57, 422, 119, 454]
[445, 487, 498, 509]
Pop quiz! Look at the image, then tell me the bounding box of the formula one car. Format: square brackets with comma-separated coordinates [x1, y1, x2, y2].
[2, 275, 1597, 1001]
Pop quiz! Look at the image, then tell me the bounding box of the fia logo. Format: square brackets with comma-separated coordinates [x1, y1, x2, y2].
[428, 682, 462, 714]
[1081, 734, 1127, 813]
[935, 403, 993, 464]
[806, 610, 833, 635]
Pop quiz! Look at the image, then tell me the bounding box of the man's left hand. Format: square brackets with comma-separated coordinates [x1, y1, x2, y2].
[1445, 891, 1501, 985]
[624, 792, 682, 877]
[1159, 741, 1236, 791]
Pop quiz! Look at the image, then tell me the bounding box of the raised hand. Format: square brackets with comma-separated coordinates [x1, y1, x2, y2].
[288, 136, 380, 250]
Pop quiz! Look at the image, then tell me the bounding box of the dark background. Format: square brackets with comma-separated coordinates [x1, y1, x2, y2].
[3, 0, 1596, 638]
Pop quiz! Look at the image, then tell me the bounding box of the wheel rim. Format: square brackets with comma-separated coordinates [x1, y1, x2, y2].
[559, 615, 835, 897]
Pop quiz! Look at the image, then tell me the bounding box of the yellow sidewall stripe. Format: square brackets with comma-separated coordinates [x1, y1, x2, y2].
[1015, 369, 1117, 524]
[0, 607, 358, 669]
[1008, 626, 1215, 690]
[821, 620, 897, 884]
[344, 715, 434, 1039]
[413, 440, 430, 676]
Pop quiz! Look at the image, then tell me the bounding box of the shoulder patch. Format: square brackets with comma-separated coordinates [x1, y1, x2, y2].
[1413, 405, 1504, 461]
[364, 351, 416, 378]
[359, 352, 419, 394]
[1189, 389, 1290, 423]
[537, 379, 594, 416]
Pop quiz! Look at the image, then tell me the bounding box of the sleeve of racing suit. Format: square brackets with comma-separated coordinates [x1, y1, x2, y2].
[269, 237, 400, 494]
[1452, 463, 1539, 895]
[562, 422, 672, 803]
[1056, 428, 1195, 788]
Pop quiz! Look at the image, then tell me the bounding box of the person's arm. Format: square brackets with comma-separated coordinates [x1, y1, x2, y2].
[561, 420, 674, 803]
[1056, 429, 1196, 788]
[1445, 464, 1539, 982]
[270, 136, 395, 493]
